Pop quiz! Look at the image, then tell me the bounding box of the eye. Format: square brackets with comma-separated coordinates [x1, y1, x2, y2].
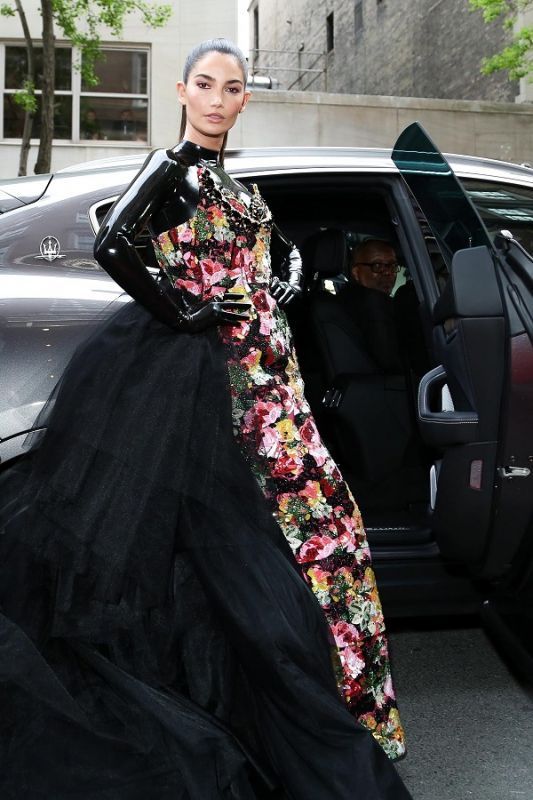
[196, 81, 210, 89]
[226, 87, 241, 94]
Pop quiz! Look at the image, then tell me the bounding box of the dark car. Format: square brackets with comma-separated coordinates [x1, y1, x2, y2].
[1, 124, 532, 672]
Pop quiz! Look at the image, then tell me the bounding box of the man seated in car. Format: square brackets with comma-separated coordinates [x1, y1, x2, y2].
[350, 239, 399, 296]
[337, 238, 403, 372]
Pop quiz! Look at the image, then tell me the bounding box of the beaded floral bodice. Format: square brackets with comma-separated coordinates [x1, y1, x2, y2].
[151, 162, 272, 302]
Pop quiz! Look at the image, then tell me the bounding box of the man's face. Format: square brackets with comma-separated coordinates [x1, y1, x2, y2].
[351, 242, 398, 295]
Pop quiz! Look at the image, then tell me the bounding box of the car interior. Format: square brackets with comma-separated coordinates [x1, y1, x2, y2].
[90, 174, 442, 574]
[252, 174, 439, 556]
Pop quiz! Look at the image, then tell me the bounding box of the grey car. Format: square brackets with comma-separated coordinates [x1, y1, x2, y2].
[1, 124, 532, 675]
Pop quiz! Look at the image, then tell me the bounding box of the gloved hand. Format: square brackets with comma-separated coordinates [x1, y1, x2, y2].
[270, 245, 304, 306]
[172, 291, 251, 332]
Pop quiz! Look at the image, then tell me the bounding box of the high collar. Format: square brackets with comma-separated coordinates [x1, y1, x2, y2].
[183, 139, 218, 164]
[196, 144, 220, 164]
[172, 139, 220, 165]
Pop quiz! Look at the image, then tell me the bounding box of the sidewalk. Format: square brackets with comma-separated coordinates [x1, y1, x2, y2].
[390, 621, 533, 800]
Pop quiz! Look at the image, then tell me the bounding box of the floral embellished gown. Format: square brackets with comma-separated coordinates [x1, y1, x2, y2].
[0, 154, 412, 800]
[152, 161, 406, 761]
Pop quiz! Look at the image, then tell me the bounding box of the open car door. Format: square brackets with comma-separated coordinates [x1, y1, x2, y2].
[392, 123, 533, 595]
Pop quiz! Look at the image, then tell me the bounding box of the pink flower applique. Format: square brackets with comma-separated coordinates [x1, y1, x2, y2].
[342, 647, 366, 680]
[252, 289, 276, 314]
[259, 314, 275, 337]
[175, 278, 202, 296]
[259, 427, 282, 459]
[200, 258, 226, 287]
[243, 401, 282, 432]
[177, 226, 194, 244]
[297, 534, 337, 563]
[271, 453, 303, 479]
[331, 620, 362, 648]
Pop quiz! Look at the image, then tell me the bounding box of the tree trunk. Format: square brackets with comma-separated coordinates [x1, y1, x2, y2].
[35, 0, 54, 174]
[15, 0, 35, 176]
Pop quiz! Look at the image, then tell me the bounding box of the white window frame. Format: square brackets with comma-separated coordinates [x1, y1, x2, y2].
[76, 43, 151, 145]
[0, 41, 151, 145]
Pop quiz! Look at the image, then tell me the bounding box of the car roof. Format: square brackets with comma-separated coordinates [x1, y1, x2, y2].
[55, 146, 533, 191]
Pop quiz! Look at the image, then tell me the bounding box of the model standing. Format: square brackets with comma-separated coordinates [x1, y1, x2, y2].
[0, 38, 411, 799]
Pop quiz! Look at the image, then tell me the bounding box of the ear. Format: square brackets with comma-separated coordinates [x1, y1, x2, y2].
[239, 90, 252, 113]
[350, 265, 360, 282]
[176, 81, 187, 106]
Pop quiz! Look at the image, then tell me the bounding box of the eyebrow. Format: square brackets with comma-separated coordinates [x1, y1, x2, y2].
[194, 72, 243, 86]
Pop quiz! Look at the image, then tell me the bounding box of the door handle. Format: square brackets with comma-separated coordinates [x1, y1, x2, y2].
[497, 466, 531, 479]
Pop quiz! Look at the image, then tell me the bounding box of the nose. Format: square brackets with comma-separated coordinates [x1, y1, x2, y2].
[211, 92, 223, 107]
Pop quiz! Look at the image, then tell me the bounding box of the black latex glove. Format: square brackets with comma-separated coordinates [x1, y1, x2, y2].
[173, 291, 251, 332]
[270, 245, 304, 306]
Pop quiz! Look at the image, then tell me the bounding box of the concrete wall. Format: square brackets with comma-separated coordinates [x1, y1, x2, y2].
[414, 0, 517, 102]
[253, 0, 518, 102]
[229, 89, 533, 165]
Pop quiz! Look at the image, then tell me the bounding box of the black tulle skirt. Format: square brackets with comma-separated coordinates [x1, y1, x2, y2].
[0, 302, 411, 799]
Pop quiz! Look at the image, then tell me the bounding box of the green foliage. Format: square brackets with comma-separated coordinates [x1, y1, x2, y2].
[469, 0, 517, 25]
[0, 2, 16, 15]
[469, 0, 533, 78]
[13, 81, 37, 113]
[482, 27, 533, 78]
[52, 0, 172, 85]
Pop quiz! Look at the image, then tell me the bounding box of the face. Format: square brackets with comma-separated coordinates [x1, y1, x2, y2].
[351, 242, 398, 294]
[177, 51, 251, 149]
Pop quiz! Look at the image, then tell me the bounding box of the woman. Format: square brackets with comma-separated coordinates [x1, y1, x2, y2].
[0, 39, 411, 799]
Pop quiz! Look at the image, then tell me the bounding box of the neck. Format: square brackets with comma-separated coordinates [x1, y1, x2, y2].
[182, 125, 224, 155]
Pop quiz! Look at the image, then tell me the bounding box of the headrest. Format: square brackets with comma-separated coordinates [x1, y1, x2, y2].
[302, 228, 349, 277]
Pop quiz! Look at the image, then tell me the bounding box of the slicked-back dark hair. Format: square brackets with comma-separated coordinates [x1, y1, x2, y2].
[179, 38, 248, 163]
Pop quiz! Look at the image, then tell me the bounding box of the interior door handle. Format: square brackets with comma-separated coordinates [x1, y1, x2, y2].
[417, 365, 478, 447]
[497, 466, 531, 479]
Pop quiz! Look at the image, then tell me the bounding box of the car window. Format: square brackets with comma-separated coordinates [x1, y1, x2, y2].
[89, 196, 158, 270]
[462, 178, 533, 256]
[404, 177, 533, 295]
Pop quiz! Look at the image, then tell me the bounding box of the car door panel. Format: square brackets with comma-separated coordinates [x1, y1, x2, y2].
[426, 246, 506, 567]
[392, 123, 533, 579]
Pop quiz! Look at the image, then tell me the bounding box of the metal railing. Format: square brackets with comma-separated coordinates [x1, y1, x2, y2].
[248, 48, 328, 92]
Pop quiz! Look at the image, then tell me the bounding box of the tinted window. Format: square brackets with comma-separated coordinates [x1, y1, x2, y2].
[5, 46, 72, 91]
[81, 50, 147, 94]
[392, 124, 491, 267]
[4, 94, 72, 139]
[462, 178, 533, 256]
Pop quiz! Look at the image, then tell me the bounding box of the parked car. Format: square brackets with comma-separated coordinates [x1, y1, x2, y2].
[1, 124, 532, 672]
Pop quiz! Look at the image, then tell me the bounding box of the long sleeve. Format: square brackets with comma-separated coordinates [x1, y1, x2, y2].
[94, 149, 188, 328]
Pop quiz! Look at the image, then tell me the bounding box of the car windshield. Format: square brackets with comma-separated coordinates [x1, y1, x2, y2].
[461, 178, 533, 256]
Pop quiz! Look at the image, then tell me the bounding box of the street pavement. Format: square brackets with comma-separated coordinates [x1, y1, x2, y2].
[389, 620, 533, 800]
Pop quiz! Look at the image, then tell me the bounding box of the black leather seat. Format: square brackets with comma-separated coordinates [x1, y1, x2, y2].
[300, 229, 429, 512]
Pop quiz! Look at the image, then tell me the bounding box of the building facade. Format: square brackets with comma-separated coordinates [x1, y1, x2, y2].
[248, 0, 519, 102]
[516, 7, 533, 102]
[0, 0, 239, 175]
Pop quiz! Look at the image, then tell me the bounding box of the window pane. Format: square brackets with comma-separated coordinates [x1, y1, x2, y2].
[5, 47, 26, 89]
[462, 179, 533, 256]
[5, 46, 71, 91]
[3, 94, 72, 139]
[82, 50, 147, 94]
[80, 97, 148, 141]
[393, 126, 491, 268]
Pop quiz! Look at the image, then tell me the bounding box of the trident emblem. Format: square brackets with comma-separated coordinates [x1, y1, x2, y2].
[37, 236, 66, 262]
